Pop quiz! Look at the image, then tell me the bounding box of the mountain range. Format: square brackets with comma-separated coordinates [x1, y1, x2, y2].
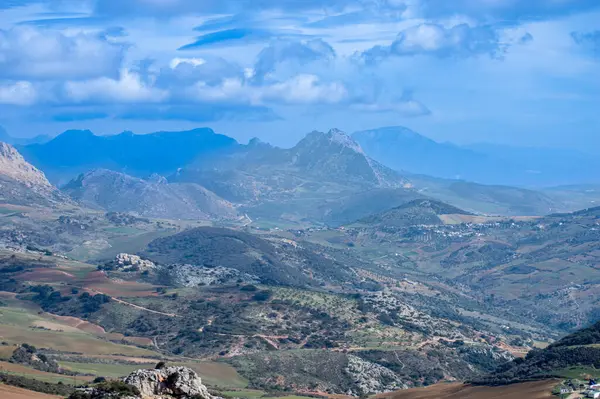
[18, 128, 238, 185]
[0, 126, 52, 146]
[3, 126, 600, 222]
[353, 126, 600, 187]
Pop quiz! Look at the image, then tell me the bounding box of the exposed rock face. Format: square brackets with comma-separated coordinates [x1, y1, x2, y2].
[115, 253, 156, 271]
[0, 142, 54, 189]
[163, 264, 259, 287]
[345, 355, 407, 395]
[123, 366, 212, 399]
[0, 141, 69, 207]
[71, 366, 212, 399]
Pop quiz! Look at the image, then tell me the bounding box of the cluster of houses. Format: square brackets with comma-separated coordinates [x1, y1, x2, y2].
[586, 380, 600, 398]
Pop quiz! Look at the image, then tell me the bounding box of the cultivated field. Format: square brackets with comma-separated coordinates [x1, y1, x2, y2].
[377, 380, 558, 399]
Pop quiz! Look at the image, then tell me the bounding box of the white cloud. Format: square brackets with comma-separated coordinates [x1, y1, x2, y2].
[64, 69, 168, 103]
[259, 74, 347, 104]
[169, 57, 206, 69]
[190, 74, 348, 105]
[0, 26, 125, 80]
[359, 23, 507, 63]
[0, 81, 37, 105]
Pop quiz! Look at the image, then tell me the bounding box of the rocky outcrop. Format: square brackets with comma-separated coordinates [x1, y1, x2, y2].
[71, 366, 212, 399]
[162, 264, 259, 287]
[345, 355, 407, 395]
[0, 142, 68, 207]
[124, 367, 211, 399]
[115, 253, 156, 272]
[0, 142, 54, 190]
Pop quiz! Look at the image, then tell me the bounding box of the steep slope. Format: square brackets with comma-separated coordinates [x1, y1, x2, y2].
[20, 128, 239, 184]
[0, 142, 68, 207]
[290, 129, 405, 187]
[354, 199, 471, 228]
[173, 129, 412, 223]
[476, 320, 600, 385]
[63, 169, 237, 220]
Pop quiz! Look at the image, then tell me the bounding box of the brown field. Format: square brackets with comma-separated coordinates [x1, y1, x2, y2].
[0, 384, 61, 399]
[16, 269, 77, 283]
[82, 271, 158, 297]
[377, 380, 558, 399]
[0, 324, 156, 356]
[43, 313, 107, 335]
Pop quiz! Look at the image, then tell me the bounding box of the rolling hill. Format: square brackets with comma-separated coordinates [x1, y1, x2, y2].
[62, 169, 238, 220]
[353, 199, 471, 228]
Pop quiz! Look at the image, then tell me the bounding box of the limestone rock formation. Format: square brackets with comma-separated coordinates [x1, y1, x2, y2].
[70, 366, 213, 399]
[124, 366, 211, 399]
[115, 253, 156, 271]
[0, 142, 54, 189]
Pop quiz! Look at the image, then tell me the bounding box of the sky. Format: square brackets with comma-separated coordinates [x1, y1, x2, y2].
[0, 0, 599, 149]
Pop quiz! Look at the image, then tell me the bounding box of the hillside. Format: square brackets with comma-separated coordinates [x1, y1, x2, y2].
[354, 199, 471, 228]
[0, 142, 69, 208]
[475, 320, 600, 385]
[142, 226, 360, 287]
[62, 169, 238, 220]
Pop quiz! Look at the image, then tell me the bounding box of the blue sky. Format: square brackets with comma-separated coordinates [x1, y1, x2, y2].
[0, 0, 599, 149]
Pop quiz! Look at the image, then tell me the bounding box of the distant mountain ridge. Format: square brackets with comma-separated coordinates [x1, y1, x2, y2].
[15, 125, 600, 221]
[0, 126, 52, 146]
[19, 128, 239, 185]
[353, 126, 600, 187]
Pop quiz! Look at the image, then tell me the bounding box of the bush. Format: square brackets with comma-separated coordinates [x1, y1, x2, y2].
[0, 373, 74, 396]
[252, 290, 272, 302]
[69, 381, 141, 399]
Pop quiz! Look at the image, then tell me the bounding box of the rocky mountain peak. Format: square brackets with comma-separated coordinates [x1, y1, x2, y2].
[0, 141, 53, 189]
[326, 128, 364, 154]
[299, 129, 364, 154]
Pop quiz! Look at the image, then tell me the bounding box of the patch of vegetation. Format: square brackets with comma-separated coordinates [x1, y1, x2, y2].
[69, 380, 141, 399]
[0, 372, 75, 396]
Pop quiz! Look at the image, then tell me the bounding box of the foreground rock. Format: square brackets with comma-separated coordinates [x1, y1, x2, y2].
[70, 366, 212, 399]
